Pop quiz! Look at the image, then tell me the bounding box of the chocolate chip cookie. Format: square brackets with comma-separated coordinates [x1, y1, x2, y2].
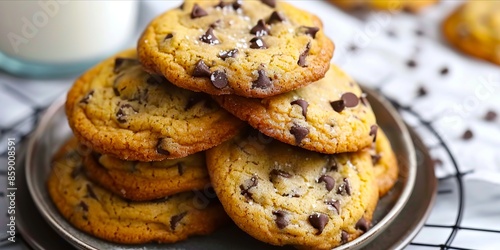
[138, 0, 334, 98]
[66, 49, 244, 161]
[82, 152, 210, 201]
[206, 129, 379, 249]
[330, 0, 437, 13]
[48, 137, 229, 244]
[213, 64, 377, 154]
[442, 1, 500, 65]
[370, 129, 398, 197]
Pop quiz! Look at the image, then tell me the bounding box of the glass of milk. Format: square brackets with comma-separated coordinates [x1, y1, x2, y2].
[0, 1, 139, 77]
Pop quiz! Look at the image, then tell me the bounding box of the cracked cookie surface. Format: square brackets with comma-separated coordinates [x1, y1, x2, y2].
[214, 64, 377, 154]
[206, 129, 378, 249]
[83, 152, 210, 201]
[370, 129, 398, 197]
[443, 1, 500, 65]
[47, 137, 229, 244]
[66, 49, 244, 161]
[138, 0, 334, 98]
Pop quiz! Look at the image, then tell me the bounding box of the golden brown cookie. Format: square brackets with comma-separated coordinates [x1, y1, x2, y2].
[82, 152, 210, 201]
[330, 0, 437, 13]
[213, 64, 377, 154]
[47, 137, 229, 244]
[442, 1, 500, 65]
[206, 129, 379, 249]
[137, 0, 334, 98]
[66, 49, 244, 161]
[370, 129, 398, 197]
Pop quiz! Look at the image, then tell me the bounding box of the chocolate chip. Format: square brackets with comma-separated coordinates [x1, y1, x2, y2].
[86, 184, 98, 200]
[191, 4, 208, 19]
[485, 110, 497, 121]
[82, 215, 88, 221]
[113, 87, 120, 96]
[440, 67, 449, 76]
[218, 49, 239, 60]
[369, 125, 378, 142]
[185, 93, 206, 111]
[341, 230, 349, 243]
[79, 201, 89, 212]
[318, 175, 335, 191]
[147, 74, 167, 85]
[210, 19, 222, 29]
[308, 213, 329, 235]
[192, 60, 211, 77]
[200, 28, 220, 45]
[177, 163, 184, 175]
[417, 86, 428, 97]
[297, 42, 311, 67]
[261, 0, 276, 8]
[330, 100, 345, 113]
[290, 124, 309, 144]
[232, 0, 242, 9]
[71, 166, 81, 179]
[355, 217, 369, 232]
[268, 11, 285, 23]
[272, 210, 289, 229]
[360, 93, 369, 106]
[270, 169, 292, 178]
[240, 176, 258, 199]
[214, 0, 232, 8]
[371, 154, 381, 165]
[325, 199, 340, 214]
[300, 26, 320, 38]
[170, 211, 188, 230]
[250, 19, 270, 36]
[116, 103, 137, 123]
[210, 70, 228, 89]
[249, 37, 267, 49]
[156, 139, 170, 155]
[337, 178, 351, 196]
[462, 129, 473, 140]
[341, 92, 359, 108]
[291, 99, 308, 118]
[164, 33, 173, 40]
[114, 58, 138, 73]
[406, 59, 417, 68]
[80, 90, 94, 104]
[252, 69, 272, 89]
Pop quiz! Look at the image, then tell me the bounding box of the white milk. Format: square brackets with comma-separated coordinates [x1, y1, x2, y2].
[0, 0, 138, 65]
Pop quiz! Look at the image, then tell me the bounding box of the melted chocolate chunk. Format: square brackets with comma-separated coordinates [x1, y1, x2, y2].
[417, 86, 428, 97]
[79, 201, 89, 212]
[193, 60, 211, 77]
[156, 139, 170, 155]
[240, 176, 258, 200]
[330, 100, 345, 113]
[80, 90, 94, 104]
[233, 0, 242, 9]
[252, 69, 272, 89]
[291, 99, 308, 118]
[249, 37, 267, 49]
[272, 210, 289, 229]
[485, 110, 497, 121]
[250, 19, 270, 36]
[210, 70, 228, 89]
[308, 213, 329, 235]
[371, 154, 382, 165]
[116, 103, 137, 123]
[268, 11, 285, 23]
[200, 28, 220, 45]
[318, 175, 335, 191]
[337, 178, 351, 196]
[218, 49, 239, 60]
[325, 199, 340, 214]
[185, 93, 206, 111]
[114, 58, 138, 73]
[147, 74, 167, 85]
[270, 169, 292, 178]
[191, 4, 208, 19]
[177, 163, 184, 175]
[300, 26, 320, 38]
[406, 59, 417, 68]
[290, 124, 309, 144]
[462, 129, 473, 140]
[369, 125, 378, 142]
[440, 67, 449, 76]
[86, 184, 98, 200]
[341, 92, 359, 107]
[164, 33, 173, 40]
[261, 0, 276, 8]
[341, 231, 349, 243]
[355, 217, 369, 232]
[297, 42, 311, 67]
[170, 211, 188, 230]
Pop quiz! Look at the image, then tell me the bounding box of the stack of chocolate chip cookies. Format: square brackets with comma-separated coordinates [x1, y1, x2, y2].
[48, 1, 399, 249]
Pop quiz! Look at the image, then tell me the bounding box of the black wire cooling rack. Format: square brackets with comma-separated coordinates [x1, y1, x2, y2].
[1, 79, 499, 250]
